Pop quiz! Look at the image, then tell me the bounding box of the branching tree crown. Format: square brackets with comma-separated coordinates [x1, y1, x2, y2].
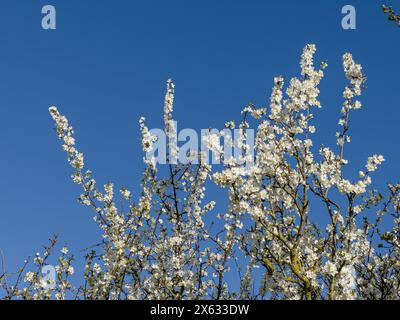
[1, 45, 399, 300]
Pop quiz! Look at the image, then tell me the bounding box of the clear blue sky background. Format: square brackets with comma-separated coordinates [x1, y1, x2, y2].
[0, 0, 399, 285]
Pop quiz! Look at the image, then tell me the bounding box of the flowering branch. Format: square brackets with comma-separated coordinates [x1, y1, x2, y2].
[2, 44, 399, 300]
[382, 4, 400, 27]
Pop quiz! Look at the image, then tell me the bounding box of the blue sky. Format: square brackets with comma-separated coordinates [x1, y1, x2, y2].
[0, 0, 399, 284]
